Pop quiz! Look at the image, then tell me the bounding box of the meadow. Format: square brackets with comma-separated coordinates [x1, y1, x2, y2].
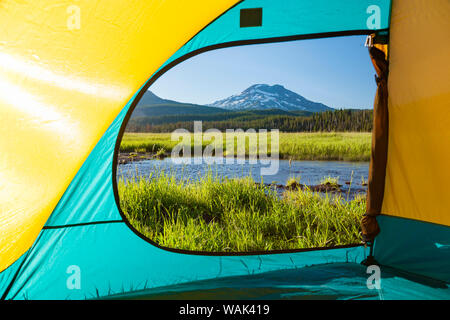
[118, 171, 365, 252]
[120, 132, 371, 162]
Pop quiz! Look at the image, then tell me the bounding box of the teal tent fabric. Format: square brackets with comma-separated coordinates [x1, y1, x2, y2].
[4, 0, 449, 300]
[108, 263, 450, 300]
[0, 223, 366, 299]
[375, 215, 450, 283]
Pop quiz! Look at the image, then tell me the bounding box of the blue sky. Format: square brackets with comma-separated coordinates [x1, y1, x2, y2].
[150, 35, 376, 109]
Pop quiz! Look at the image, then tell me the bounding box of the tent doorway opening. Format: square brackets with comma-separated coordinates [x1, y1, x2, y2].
[116, 35, 377, 253]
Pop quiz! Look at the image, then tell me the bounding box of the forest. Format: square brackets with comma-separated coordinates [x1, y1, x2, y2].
[125, 109, 373, 133]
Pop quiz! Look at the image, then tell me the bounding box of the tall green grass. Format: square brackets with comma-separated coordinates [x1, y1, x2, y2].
[120, 132, 371, 161]
[278, 132, 371, 161]
[118, 171, 365, 252]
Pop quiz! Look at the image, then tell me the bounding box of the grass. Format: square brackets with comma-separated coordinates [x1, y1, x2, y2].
[320, 176, 340, 187]
[120, 132, 371, 162]
[118, 171, 365, 252]
[286, 176, 301, 188]
[278, 132, 371, 161]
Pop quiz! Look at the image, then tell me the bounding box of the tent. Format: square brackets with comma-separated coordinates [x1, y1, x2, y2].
[0, 0, 449, 300]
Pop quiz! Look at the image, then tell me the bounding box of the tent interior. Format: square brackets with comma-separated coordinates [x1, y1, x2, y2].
[0, 0, 449, 300]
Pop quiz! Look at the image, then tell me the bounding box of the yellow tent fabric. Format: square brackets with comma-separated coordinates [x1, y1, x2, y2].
[382, 0, 450, 226]
[0, 0, 239, 273]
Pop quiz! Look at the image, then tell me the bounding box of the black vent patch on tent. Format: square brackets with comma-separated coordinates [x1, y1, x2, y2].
[240, 8, 262, 28]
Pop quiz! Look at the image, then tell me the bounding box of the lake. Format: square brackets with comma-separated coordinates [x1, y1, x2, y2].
[117, 157, 369, 196]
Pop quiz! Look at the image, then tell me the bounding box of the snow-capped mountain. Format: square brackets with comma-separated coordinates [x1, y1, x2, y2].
[208, 84, 333, 112]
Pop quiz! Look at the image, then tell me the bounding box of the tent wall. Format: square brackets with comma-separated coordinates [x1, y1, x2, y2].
[0, 0, 240, 273]
[374, 0, 450, 282]
[381, 0, 450, 226]
[0, 0, 392, 299]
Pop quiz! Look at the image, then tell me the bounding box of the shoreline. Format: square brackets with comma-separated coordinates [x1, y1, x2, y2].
[118, 151, 370, 165]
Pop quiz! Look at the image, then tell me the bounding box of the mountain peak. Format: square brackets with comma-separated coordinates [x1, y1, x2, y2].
[243, 84, 285, 93]
[208, 84, 333, 112]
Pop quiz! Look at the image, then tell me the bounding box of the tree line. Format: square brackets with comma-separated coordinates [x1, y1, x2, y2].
[126, 109, 373, 133]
